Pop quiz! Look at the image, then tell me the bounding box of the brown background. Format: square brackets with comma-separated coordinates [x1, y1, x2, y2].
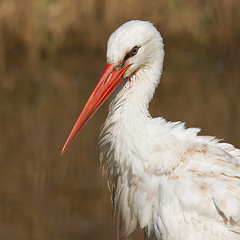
[0, 0, 240, 239]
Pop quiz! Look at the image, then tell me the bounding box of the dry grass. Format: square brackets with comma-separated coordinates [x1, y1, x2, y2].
[0, 1, 240, 239]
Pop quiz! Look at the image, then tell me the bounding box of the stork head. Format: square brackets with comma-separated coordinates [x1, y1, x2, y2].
[107, 20, 164, 79]
[61, 20, 164, 154]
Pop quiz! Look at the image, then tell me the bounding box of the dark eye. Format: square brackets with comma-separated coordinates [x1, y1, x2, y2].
[123, 46, 140, 62]
[130, 46, 139, 56]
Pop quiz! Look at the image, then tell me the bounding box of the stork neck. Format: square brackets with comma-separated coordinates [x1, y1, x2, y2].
[113, 58, 163, 117]
[99, 48, 164, 176]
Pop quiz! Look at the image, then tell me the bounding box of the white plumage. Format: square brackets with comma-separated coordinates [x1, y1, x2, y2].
[62, 20, 240, 240]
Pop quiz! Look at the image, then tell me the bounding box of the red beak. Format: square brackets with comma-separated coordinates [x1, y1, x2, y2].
[61, 63, 129, 155]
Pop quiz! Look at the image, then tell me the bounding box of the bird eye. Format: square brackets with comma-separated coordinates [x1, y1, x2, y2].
[130, 46, 139, 56]
[123, 46, 140, 62]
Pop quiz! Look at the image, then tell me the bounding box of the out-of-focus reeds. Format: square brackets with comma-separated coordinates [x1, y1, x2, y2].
[0, 0, 239, 57]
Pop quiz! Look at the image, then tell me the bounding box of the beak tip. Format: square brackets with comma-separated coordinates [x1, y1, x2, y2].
[61, 143, 68, 156]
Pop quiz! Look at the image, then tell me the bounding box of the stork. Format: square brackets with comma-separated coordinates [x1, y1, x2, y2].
[62, 20, 240, 240]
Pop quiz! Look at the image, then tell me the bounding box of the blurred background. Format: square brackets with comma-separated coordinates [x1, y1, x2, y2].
[0, 0, 240, 239]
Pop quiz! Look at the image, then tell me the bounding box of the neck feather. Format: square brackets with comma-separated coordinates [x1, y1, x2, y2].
[98, 61, 163, 237]
[99, 55, 163, 175]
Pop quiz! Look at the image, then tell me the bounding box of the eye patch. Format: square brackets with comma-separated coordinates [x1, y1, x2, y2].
[123, 46, 140, 62]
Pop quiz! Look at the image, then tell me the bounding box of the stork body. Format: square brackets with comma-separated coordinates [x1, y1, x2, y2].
[62, 21, 240, 240]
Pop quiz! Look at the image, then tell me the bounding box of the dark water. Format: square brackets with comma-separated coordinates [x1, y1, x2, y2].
[0, 46, 239, 239]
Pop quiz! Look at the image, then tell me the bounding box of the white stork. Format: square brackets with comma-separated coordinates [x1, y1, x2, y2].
[62, 20, 240, 240]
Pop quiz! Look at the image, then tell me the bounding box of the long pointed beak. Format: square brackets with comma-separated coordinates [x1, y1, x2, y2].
[61, 63, 129, 155]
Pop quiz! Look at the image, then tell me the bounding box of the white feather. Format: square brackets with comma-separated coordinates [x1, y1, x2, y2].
[99, 20, 240, 240]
